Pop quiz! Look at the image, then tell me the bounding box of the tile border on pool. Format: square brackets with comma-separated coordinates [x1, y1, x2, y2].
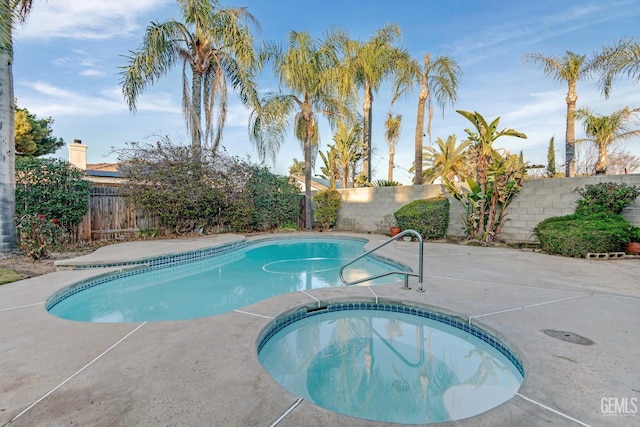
[46, 240, 246, 310]
[70, 240, 247, 270]
[258, 302, 525, 378]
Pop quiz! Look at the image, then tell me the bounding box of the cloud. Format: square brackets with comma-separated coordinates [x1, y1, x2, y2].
[450, 0, 637, 66]
[14, 0, 175, 41]
[16, 81, 180, 117]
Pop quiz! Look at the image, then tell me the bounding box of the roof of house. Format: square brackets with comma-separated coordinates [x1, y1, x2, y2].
[86, 163, 121, 178]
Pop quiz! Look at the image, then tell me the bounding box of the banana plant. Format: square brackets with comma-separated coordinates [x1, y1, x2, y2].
[443, 111, 527, 243]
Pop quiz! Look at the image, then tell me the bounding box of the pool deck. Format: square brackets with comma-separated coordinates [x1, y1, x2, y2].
[1, 232, 638, 426]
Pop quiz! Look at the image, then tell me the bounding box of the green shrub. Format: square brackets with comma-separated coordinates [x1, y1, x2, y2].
[15, 157, 91, 231]
[394, 197, 450, 239]
[574, 182, 640, 215]
[16, 214, 68, 260]
[246, 167, 301, 231]
[533, 213, 635, 257]
[118, 140, 256, 234]
[313, 189, 341, 230]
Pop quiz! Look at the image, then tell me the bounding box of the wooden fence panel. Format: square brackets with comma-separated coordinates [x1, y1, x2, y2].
[78, 187, 159, 242]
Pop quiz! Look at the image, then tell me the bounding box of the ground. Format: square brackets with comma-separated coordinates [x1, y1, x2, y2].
[0, 253, 73, 278]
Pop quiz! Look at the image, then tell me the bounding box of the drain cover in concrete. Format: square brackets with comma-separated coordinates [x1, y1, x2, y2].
[542, 329, 594, 345]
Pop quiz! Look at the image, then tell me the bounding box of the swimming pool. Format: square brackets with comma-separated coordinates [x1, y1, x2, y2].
[258, 303, 524, 424]
[47, 238, 408, 322]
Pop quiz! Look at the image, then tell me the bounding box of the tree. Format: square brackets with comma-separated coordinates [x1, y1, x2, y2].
[525, 51, 599, 177]
[121, 0, 259, 156]
[331, 120, 363, 188]
[394, 53, 462, 185]
[596, 38, 640, 99]
[249, 30, 345, 230]
[415, 134, 470, 184]
[14, 104, 64, 156]
[338, 23, 409, 182]
[1, 0, 34, 255]
[442, 111, 527, 243]
[15, 157, 90, 231]
[546, 136, 557, 176]
[384, 112, 402, 182]
[317, 146, 340, 190]
[117, 138, 299, 233]
[574, 106, 640, 175]
[288, 158, 305, 176]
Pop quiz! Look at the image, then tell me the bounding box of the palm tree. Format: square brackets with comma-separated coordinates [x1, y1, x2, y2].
[394, 53, 462, 185]
[249, 30, 346, 230]
[331, 121, 363, 188]
[339, 23, 410, 182]
[288, 158, 305, 176]
[1, 0, 33, 255]
[384, 112, 402, 181]
[597, 38, 640, 99]
[121, 0, 259, 157]
[574, 106, 640, 175]
[416, 134, 470, 184]
[525, 51, 599, 177]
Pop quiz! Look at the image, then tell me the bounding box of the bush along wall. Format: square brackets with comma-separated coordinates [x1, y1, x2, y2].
[394, 197, 450, 239]
[533, 213, 634, 257]
[313, 189, 341, 230]
[533, 182, 639, 257]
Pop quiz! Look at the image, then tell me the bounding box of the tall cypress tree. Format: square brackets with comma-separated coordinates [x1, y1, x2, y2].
[547, 136, 557, 176]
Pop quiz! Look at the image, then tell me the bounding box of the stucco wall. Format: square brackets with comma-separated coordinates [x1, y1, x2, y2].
[335, 174, 640, 243]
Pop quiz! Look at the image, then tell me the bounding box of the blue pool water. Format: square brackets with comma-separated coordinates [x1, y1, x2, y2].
[258, 304, 524, 424]
[47, 238, 405, 322]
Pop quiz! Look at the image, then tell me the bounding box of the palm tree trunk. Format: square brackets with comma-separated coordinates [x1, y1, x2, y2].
[362, 84, 373, 182]
[303, 105, 315, 230]
[595, 143, 608, 175]
[565, 82, 578, 177]
[191, 70, 203, 155]
[413, 83, 427, 185]
[0, 45, 18, 254]
[304, 134, 313, 230]
[342, 160, 349, 189]
[388, 141, 395, 181]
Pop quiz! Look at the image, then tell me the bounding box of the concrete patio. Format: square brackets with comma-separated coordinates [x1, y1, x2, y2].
[1, 233, 638, 426]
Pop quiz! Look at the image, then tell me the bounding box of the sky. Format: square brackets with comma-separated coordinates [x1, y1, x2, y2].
[12, 0, 640, 183]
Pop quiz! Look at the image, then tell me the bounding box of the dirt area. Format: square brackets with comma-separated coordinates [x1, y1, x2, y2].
[0, 252, 83, 278]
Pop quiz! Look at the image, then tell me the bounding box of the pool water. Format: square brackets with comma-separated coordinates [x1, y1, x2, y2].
[47, 238, 405, 322]
[258, 304, 524, 424]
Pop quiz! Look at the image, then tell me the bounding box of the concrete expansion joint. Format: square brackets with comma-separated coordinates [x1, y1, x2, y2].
[300, 290, 321, 307]
[270, 397, 303, 427]
[232, 309, 274, 319]
[0, 301, 43, 312]
[468, 294, 591, 324]
[368, 286, 379, 303]
[516, 393, 593, 427]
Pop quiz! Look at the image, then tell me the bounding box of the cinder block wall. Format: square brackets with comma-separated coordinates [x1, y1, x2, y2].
[335, 185, 442, 234]
[335, 174, 640, 243]
[501, 174, 640, 242]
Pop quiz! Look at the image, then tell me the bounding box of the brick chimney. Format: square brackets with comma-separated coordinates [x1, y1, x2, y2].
[68, 139, 87, 170]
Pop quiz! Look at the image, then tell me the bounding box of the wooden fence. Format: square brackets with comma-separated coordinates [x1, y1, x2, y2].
[77, 187, 159, 242]
[75, 187, 308, 243]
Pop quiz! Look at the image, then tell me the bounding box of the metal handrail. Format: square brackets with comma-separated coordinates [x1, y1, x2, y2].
[339, 229, 424, 292]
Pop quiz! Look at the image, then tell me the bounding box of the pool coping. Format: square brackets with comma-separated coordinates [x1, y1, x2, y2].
[1, 232, 639, 426]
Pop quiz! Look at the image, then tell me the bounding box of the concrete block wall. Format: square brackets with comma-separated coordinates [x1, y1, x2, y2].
[335, 174, 640, 243]
[335, 185, 442, 234]
[501, 174, 640, 242]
